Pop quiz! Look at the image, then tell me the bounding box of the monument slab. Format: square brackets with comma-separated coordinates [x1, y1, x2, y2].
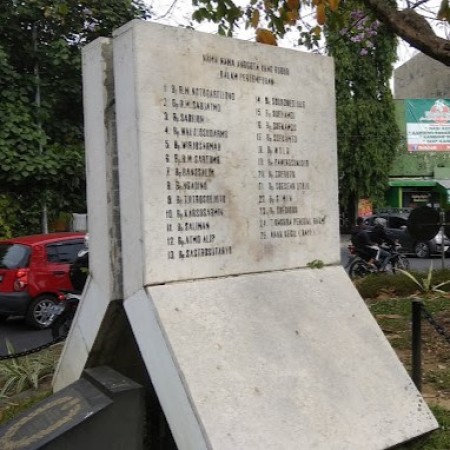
[112, 20, 340, 294]
[126, 266, 437, 449]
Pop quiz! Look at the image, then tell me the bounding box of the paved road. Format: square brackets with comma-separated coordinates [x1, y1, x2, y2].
[1, 240, 449, 356]
[0, 317, 52, 356]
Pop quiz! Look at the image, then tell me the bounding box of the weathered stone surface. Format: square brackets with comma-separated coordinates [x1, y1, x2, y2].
[113, 20, 340, 293]
[53, 37, 122, 391]
[125, 266, 437, 449]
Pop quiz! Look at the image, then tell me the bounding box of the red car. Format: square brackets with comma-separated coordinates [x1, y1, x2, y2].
[0, 232, 86, 329]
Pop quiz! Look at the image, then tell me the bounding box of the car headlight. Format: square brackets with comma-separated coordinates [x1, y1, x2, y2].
[434, 231, 449, 245]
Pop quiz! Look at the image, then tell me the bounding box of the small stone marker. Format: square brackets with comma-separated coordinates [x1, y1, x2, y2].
[0, 366, 144, 450]
[54, 20, 438, 449]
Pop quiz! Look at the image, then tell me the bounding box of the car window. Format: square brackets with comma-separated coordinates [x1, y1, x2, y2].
[0, 244, 31, 269]
[388, 217, 407, 229]
[46, 240, 84, 264]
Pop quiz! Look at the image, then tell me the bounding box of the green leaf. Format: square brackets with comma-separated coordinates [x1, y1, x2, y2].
[58, 3, 69, 16]
[398, 269, 426, 291]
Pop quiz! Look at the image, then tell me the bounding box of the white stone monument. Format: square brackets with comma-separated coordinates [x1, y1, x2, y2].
[55, 20, 438, 449]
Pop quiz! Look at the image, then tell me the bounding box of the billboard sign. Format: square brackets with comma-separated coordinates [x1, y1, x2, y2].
[406, 99, 450, 151]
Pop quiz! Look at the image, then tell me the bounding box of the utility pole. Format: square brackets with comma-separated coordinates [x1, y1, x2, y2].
[33, 22, 48, 233]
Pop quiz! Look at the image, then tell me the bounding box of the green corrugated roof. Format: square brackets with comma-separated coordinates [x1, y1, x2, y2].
[388, 179, 437, 187]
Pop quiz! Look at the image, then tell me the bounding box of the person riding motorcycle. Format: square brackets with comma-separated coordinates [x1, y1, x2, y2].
[350, 217, 378, 264]
[370, 218, 396, 271]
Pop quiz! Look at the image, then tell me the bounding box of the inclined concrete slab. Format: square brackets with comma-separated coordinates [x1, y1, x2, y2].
[53, 37, 122, 391]
[113, 20, 340, 295]
[54, 277, 105, 391]
[125, 266, 437, 449]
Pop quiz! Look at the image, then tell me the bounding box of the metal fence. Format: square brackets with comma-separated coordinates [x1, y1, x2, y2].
[411, 298, 450, 391]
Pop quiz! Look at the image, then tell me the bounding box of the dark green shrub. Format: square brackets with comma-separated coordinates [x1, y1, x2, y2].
[353, 268, 450, 299]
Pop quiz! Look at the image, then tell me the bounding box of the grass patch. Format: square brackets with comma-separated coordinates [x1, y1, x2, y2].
[0, 390, 52, 425]
[426, 369, 450, 391]
[369, 298, 414, 350]
[0, 342, 60, 398]
[0, 343, 62, 424]
[354, 268, 450, 299]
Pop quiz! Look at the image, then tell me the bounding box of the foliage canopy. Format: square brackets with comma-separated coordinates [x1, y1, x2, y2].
[326, 0, 400, 212]
[0, 0, 150, 235]
[192, 0, 450, 66]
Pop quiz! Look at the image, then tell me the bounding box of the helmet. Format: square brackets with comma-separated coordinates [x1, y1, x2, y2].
[374, 217, 387, 228]
[77, 233, 89, 258]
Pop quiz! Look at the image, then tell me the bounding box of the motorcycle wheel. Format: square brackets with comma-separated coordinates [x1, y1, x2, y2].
[51, 303, 78, 340]
[392, 255, 410, 273]
[348, 260, 372, 279]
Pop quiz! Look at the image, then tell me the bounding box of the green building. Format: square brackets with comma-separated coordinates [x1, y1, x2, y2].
[387, 53, 450, 211]
[387, 99, 450, 210]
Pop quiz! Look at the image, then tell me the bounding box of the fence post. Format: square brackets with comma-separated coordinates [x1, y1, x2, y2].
[411, 299, 422, 392]
[440, 210, 446, 271]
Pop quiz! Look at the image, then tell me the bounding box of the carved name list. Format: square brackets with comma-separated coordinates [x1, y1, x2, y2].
[159, 52, 327, 263]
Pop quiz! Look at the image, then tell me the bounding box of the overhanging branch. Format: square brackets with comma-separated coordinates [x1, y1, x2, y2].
[362, 0, 450, 66]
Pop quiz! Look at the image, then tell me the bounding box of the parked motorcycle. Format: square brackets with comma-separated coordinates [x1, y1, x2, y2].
[50, 291, 81, 340]
[346, 242, 410, 279]
[49, 240, 88, 340]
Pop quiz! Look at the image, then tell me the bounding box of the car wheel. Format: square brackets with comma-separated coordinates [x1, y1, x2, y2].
[414, 242, 431, 258]
[26, 295, 58, 329]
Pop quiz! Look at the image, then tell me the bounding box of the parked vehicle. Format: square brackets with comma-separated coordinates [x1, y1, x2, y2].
[50, 237, 89, 337]
[346, 242, 410, 279]
[363, 213, 450, 258]
[50, 291, 82, 340]
[0, 232, 86, 329]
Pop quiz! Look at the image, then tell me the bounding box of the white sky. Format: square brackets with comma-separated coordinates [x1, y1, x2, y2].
[146, 0, 448, 68]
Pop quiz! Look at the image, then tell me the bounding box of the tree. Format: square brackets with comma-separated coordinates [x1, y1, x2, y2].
[326, 5, 400, 221]
[0, 0, 150, 235]
[192, 0, 450, 66]
[190, 0, 403, 225]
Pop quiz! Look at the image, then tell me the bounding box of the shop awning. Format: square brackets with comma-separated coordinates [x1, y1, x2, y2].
[388, 179, 437, 187]
[436, 179, 450, 190]
[436, 180, 450, 202]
